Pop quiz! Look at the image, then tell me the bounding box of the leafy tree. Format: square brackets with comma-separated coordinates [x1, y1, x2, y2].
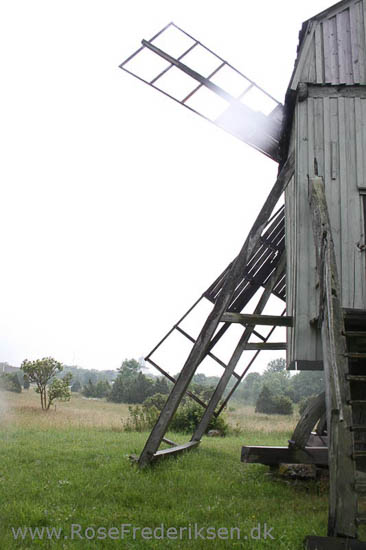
[236, 372, 263, 404]
[153, 376, 170, 395]
[108, 359, 155, 404]
[291, 371, 324, 403]
[47, 376, 72, 408]
[265, 358, 288, 374]
[21, 357, 72, 410]
[23, 376, 30, 390]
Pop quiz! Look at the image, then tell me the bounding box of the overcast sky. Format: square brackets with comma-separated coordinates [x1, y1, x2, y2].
[1, 0, 333, 374]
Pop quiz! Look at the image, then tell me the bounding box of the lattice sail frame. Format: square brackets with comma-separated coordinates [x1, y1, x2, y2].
[120, 22, 283, 161]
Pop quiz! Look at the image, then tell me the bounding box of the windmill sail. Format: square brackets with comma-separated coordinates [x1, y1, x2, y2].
[120, 22, 283, 162]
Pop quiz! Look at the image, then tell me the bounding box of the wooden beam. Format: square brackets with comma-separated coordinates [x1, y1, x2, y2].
[137, 153, 294, 467]
[305, 536, 366, 549]
[291, 392, 326, 449]
[241, 445, 328, 465]
[221, 312, 293, 327]
[287, 360, 323, 370]
[245, 342, 286, 350]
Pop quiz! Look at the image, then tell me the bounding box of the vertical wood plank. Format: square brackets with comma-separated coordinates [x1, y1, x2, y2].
[315, 23, 324, 83]
[330, 16, 340, 84]
[323, 19, 333, 83]
[350, 1, 362, 83]
[336, 11, 347, 84]
[338, 97, 347, 304]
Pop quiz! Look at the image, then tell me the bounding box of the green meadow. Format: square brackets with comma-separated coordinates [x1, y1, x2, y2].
[0, 390, 334, 549]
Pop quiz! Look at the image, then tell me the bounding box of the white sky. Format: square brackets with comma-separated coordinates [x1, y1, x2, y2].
[1, 0, 332, 374]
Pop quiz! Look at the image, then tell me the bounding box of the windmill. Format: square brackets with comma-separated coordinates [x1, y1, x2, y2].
[120, 2, 366, 547]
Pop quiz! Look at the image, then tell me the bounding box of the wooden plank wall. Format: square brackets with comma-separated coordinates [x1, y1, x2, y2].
[291, 1, 366, 89]
[286, 90, 366, 365]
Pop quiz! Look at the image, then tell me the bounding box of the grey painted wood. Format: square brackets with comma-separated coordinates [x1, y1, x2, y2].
[288, 94, 366, 366]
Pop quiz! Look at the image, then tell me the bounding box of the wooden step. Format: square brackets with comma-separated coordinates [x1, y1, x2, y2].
[344, 353, 366, 359]
[348, 400, 366, 405]
[152, 441, 200, 461]
[245, 342, 286, 350]
[346, 375, 366, 382]
[350, 425, 366, 432]
[344, 331, 366, 338]
[221, 312, 293, 327]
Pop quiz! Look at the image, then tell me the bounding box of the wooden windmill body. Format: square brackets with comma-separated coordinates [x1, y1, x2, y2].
[120, 1, 366, 546]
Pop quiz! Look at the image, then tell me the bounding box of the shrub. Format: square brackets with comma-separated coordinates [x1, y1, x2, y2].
[123, 394, 229, 435]
[123, 404, 160, 432]
[143, 393, 167, 411]
[170, 400, 228, 435]
[255, 385, 293, 415]
[273, 395, 293, 415]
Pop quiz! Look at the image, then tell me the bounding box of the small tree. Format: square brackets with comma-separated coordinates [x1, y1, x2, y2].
[21, 357, 72, 410]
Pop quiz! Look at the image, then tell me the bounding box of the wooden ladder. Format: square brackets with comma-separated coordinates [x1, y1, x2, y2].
[136, 152, 295, 467]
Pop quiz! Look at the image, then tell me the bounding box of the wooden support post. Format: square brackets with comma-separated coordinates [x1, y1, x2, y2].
[309, 177, 358, 539]
[290, 392, 326, 449]
[191, 253, 286, 442]
[137, 153, 294, 467]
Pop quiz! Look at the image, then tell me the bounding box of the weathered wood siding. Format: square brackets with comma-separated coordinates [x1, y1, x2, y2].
[290, 0, 366, 89]
[286, 90, 366, 365]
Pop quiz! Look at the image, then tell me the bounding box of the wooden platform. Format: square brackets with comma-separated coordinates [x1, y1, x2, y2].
[305, 535, 366, 549]
[241, 445, 328, 465]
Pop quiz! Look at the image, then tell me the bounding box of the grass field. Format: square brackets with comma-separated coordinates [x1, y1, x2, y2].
[0, 390, 335, 549]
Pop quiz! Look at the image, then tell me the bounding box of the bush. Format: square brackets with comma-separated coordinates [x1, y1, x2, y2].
[255, 385, 293, 415]
[170, 400, 228, 435]
[143, 393, 167, 411]
[123, 404, 160, 432]
[273, 395, 293, 415]
[123, 394, 229, 435]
